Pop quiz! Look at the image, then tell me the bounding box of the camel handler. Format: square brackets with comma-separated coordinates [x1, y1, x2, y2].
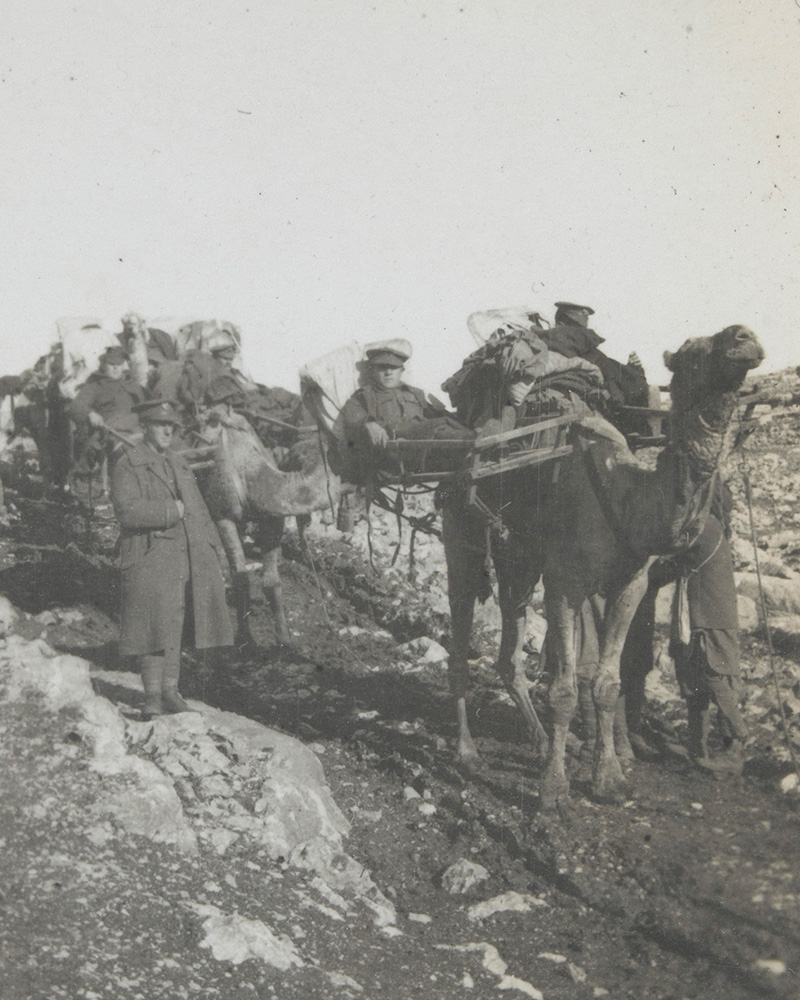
[110, 398, 233, 720]
[669, 505, 748, 775]
[337, 341, 473, 481]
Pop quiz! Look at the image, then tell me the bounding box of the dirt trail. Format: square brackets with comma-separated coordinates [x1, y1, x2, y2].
[4, 376, 800, 1000]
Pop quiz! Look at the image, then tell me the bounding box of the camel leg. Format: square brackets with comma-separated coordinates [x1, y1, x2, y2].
[614, 694, 635, 763]
[592, 564, 652, 801]
[493, 534, 548, 758]
[442, 506, 483, 760]
[618, 576, 662, 761]
[541, 591, 579, 810]
[254, 516, 292, 649]
[577, 676, 597, 746]
[216, 518, 254, 647]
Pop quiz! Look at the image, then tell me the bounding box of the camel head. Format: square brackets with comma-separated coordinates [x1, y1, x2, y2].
[664, 325, 764, 411]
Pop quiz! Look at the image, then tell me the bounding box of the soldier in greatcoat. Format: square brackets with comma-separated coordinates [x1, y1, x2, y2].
[110, 399, 233, 719]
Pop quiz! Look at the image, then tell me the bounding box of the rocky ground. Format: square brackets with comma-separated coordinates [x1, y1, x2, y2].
[2, 369, 800, 1000]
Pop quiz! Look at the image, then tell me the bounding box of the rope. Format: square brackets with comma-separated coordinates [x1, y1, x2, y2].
[739, 451, 800, 782]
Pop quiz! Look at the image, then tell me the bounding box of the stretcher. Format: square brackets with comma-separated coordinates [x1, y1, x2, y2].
[379, 410, 578, 486]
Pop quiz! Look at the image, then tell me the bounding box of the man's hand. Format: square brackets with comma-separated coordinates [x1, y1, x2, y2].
[627, 352, 644, 373]
[365, 421, 390, 448]
[88, 411, 105, 429]
[175, 500, 185, 519]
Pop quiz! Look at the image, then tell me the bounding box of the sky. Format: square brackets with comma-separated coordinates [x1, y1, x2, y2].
[1, 0, 797, 396]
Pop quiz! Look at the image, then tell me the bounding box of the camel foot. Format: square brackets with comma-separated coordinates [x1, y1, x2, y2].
[456, 753, 487, 778]
[540, 772, 570, 813]
[691, 740, 745, 778]
[456, 734, 480, 763]
[592, 757, 628, 804]
[629, 733, 662, 762]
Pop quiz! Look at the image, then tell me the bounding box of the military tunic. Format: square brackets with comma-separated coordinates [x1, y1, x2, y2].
[67, 372, 145, 434]
[339, 383, 432, 439]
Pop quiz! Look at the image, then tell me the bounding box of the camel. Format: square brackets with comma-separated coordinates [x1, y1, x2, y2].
[441, 325, 764, 806]
[196, 409, 341, 648]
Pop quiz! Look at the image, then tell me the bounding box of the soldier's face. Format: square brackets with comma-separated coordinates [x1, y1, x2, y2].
[104, 362, 126, 381]
[372, 364, 403, 389]
[144, 421, 175, 452]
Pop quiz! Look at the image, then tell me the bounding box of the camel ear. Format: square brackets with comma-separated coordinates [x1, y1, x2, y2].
[663, 350, 674, 371]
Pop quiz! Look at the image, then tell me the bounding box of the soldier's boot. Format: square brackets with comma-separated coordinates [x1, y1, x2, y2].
[140, 655, 165, 721]
[577, 678, 597, 757]
[162, 653, 194, 715]
[696, 676, 748, 777]
[707, 675, 748, 743]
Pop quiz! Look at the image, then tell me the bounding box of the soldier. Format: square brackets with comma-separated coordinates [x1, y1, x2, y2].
[340, 344, 435, 448]
[146, 344, 184, 401]
[67, 345, 145, 437]
[178, 331, 257, 410]
[540, 302, 649, 433]
[338, 343, 471, 480]
[110, 399, 233, 720]
[670, 507, 748, 775]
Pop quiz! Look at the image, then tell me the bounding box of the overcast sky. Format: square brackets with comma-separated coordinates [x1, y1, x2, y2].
[1, 0, 797, 395]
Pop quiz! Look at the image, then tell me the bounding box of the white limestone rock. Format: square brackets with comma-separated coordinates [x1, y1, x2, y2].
[0, 595, 19, 636]
[441, 858, 490, 895]
[737, 573, 800, 615]
[187, 902, 304, 969]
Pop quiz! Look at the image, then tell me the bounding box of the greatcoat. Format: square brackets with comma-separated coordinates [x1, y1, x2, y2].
[111, 441, 234, 656]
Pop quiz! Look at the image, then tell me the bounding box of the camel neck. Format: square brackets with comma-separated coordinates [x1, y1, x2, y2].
[668, 389, 739, 480]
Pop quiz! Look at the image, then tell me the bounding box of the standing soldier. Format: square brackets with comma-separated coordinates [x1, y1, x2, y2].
[67, 344, 145, 438]
[110, 399, 233, 719]
[670, 505, 748, 775]
[67, 344, 147, 491]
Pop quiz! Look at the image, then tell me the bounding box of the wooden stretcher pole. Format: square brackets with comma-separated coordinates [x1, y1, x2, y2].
[104, 426, 138, 448]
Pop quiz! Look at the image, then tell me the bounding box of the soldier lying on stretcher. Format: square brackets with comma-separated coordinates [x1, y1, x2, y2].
[336, 342, 474, 482]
